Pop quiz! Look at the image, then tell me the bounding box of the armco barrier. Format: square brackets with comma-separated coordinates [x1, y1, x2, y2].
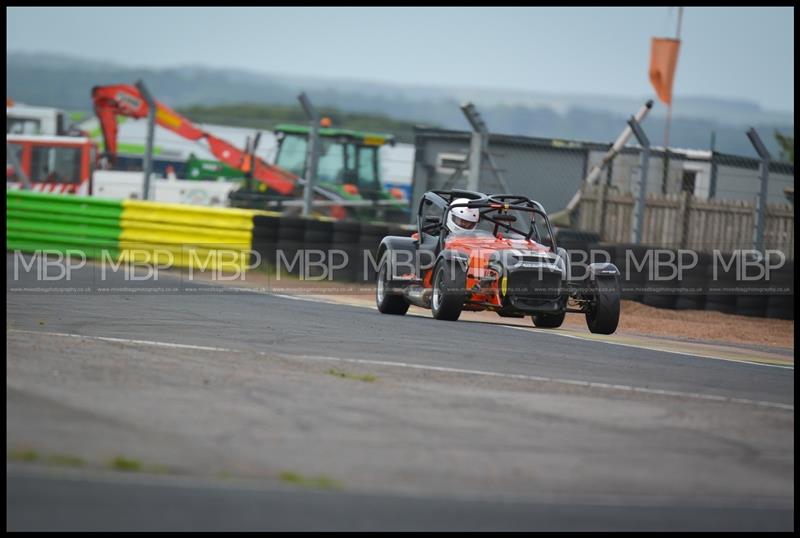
[7, 191, 122, 258]
[8, 192, 793, 318]
[7, 191, 262, 273]
[119, 200, 259, 273]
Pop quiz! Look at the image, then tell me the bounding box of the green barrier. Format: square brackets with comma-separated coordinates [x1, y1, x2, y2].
[7, 229, 119, 248]
[6, 209, 122, 229]
[7, 220, 121, 241]
[7, 191, 124, 219]
[7, 200, 123, 220]
[6, 240, 120, 260]
[7, 191, 416, 278]
[6, 191, 124, 260]
[6, 191, 263, 273]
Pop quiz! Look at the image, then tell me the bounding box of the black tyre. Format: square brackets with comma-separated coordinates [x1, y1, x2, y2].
[704, 253, 737, 314]
[431, 260, 466, 321]
[376, 260, 409, 315]
[532, 311, 566, 328]
[673, 253, 712, 311]
[765, 260, 794, 320]
[586, 276, 621, 335]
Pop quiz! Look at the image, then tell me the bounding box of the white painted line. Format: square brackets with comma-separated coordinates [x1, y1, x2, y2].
[271, 293, 345, 306]
[266, 291, 793, 371]
[504, 325, 794, 370]
[12, 330, 238, 354]
[288, 354, 791, 411]
[9, 329, 793, 412]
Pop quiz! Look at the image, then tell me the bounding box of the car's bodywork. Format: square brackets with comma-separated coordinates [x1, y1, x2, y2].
[375, 189, 621, 334]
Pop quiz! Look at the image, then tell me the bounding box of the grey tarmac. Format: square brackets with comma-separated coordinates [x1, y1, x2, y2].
[6, 254, 794, 530]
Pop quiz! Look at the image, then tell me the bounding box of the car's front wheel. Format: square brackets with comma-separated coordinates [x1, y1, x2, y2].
[431, 260, 465, 321]
[586, 276, 621, 334]
[376, 260, 409, 315]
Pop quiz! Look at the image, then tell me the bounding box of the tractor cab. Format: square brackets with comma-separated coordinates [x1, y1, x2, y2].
[273, 123, 396, 202]
[230, 123, 410, 222]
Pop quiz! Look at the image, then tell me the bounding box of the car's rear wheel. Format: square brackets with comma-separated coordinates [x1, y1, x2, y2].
[532, 311, 565, 328]
[376, 260, 409, 315]
[431, 260, 465, 321]
[586, 276, 621, 334]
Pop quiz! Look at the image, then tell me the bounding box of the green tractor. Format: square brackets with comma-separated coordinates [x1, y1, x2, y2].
[229, 123, 410, 222]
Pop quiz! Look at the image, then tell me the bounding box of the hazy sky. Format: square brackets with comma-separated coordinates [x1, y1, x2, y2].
[6, 7, 795, 111]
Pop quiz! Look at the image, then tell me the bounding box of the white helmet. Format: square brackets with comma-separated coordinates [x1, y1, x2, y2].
[446, 198, 480, 233]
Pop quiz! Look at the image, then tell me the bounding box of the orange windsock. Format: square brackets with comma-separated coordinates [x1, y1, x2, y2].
[649, 37, 681, 105]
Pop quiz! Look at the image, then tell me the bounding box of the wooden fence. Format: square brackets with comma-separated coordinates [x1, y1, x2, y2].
[577, 183, 794, 258]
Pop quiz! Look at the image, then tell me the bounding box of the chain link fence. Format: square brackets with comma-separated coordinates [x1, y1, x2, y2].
[410, 127, 590, 220]
[410, 125, 794, 256]
[576, 148, 794, 255]
[81, 106, 793, 258]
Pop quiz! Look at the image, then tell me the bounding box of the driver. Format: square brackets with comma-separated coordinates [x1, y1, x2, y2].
[445, 198, 480, 234]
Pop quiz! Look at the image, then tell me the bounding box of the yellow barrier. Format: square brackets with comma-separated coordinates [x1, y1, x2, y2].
[122, 200, 259, 230]
[119, 221, 252, 250]
[118, 243, 252, 273]
[119, 200, 264, 273]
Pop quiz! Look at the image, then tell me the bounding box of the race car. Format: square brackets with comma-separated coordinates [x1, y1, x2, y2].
[375, 190, 621, 334]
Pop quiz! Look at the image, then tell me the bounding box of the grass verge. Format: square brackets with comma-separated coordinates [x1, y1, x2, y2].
[279, 471, 342, 490]
[326, 368, 376, 383]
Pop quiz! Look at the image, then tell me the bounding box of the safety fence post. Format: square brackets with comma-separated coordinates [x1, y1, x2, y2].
[746, 127, 771, 253]
[135, 79, 156, 201]
[627, 116, 651, 244]
[298, 92, 321, 218]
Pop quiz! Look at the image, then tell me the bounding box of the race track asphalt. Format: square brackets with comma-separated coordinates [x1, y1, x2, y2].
[5, 255, 792, 405]
[6, 254, 795, 531]
[7, 465, 793, 532]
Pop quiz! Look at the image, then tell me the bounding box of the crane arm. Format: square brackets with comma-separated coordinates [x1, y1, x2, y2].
[91, 84, 297, 194]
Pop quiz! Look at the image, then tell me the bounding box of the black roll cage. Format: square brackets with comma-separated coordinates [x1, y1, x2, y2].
[417, 189, 557, 251]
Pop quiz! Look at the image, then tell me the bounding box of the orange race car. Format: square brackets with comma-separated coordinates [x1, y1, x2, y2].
[375, 190, 621, 334]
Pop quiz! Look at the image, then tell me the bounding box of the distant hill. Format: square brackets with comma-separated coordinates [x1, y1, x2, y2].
[177, 104, 423, 144]
[6, 51, 794, 159]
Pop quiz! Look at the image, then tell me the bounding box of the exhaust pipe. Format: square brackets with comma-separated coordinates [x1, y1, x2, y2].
[403, 286, 432, 308]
